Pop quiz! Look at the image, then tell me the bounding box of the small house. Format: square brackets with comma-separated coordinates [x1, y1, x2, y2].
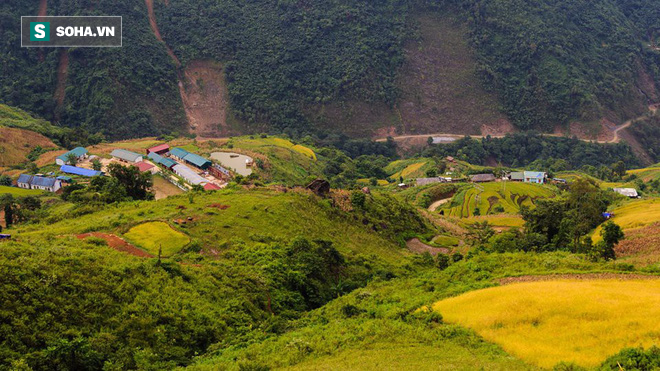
[16, 174, 61, 192]
[613, 188, 639, 198]
[146, 143, 170, 156]
[523, 171, 546, 184]
[471, 174, 496, 183]
[55, 147, 88, 166]
[135, 161, 156, 173]
[111, 149, 143, 163]
[183, 153, 212, 170]
[203, 183, 221, 191]
[60, 165, 103, 177]
[56, 176, 73, 183]
[509, 172, 524, 182]
[170, 148, 190, 161]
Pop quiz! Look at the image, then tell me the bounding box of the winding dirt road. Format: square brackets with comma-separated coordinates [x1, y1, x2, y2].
[377, 106, 658, 145]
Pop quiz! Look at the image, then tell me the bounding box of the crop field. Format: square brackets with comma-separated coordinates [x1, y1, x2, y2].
[152, 175, 184, 200]
[433, 279, 660, 368]
[0, 186, 44, 196]
[259, 137, 317, 160]
[386, 159, 431, 180]
[460, 215, 525, 228]
[441, 182, 556, 218]
[124, 221, 190, 256]
[592, 198, 660, 243]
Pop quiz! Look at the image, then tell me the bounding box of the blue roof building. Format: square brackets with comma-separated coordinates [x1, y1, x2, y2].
[170, 148, 190, 161]
[60, 165, 103, 177]
[183, 153, 212, 170]
[56, 147, 88, 165]
[523, 171, 546, 184]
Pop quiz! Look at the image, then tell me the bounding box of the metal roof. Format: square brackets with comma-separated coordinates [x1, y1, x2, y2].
[56, 176, 72, 181]
[613, 188, 638, 197]
[471, 174, 496, 182]
[524, 171, 546, 178]
[17, 174, 33, 184]
[111, 149, 143, 162]
[148, 152, 163, 162]
[147, 143, 170, 153]
[172, 164, 207, 185]
[135, 161, 155, 172]
[170, 148, 190, 159]
[510, 172, 524, 180]
[57, 147, 88, 161]
[60, 165, 103, 177]
[183, 153, 212, 168]
[159, 158, 177, 168]
[30, 176, 57, 187]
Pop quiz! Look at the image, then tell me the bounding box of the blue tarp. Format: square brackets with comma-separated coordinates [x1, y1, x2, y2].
[60, 165, 102, 177]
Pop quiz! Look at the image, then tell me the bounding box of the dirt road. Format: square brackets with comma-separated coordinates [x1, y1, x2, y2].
[428, 198, 451, 212]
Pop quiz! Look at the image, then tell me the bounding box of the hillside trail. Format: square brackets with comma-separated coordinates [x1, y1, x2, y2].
[144, 0, 229, 137]
[428, 198, 451, 212]
[376, 105, 659, 145]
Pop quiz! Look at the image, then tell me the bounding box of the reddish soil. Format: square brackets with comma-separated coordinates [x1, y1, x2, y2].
[145, 0, 180, 67]
[499, 273, 660, 285]
[406, 238, 449, 256]
[481, 119, 516, 137]
[54, 50, 69, 118]
[38, 0, 47, 19]
[77, 232, 154, 258]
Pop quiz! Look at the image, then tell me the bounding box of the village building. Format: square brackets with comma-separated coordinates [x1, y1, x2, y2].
[146, 143, 170, 156]
[510, 172, 525, 182]
[111, 149, 144, 163]
[209, 164, 232, 181]
[135, 161, 156, 174]
[60, 165, 103, 177]
[148, 152, 178, 169]
[17, 174, 62, 192]
[55, 147, 88, 166]
[56, 176, 73, 184]
[613, 188, 639, 198]
[471, 174, 496, 183]
[183, 153, 212, 170]
[523, 171, 546, 184]
[203, 183, 221, 191]
[172, 164, 208, 185]
[170, 148, 190, 161]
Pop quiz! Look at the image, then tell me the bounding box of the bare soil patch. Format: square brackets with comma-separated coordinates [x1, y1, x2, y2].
[77, 232, 154, 258]
[180, 61, 230, 137]
[53, 50, 69, 119]
[406, 238, 449, 256]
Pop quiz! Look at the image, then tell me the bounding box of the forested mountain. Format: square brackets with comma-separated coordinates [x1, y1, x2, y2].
[1, 0, 660, 141]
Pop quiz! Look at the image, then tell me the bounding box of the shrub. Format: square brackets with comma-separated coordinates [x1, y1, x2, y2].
[435, 254, 450, 270]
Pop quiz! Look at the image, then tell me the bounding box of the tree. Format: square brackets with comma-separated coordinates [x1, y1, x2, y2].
[0, 194, 15, 227]
[601, 221, 625, 247]
[466, 221, 495, 245]
[350, 191, 366, 209]
[0, 175, 11, 186]
[611, 161, 626, 178]
[425, 168, 437, 177]
[91, 159, 102, 171]
[66, 153, 78, 166]
[435, 254, 450, 270]
[106, 163, 153, 200]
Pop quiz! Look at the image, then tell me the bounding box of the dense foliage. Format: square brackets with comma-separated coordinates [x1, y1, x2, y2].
[424, 133, 640, 169]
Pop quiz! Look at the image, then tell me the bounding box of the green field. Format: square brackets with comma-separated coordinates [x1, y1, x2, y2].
[433, 279, 660, 368]
[0, 186, 45, 196]
[441, 182, 556, 218]
[124, 221, 190, 256]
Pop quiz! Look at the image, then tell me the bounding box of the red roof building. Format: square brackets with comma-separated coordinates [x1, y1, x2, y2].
[135, 161, 155, 173]
[146, 143, 170, 155]
[203, 183, 221, 191]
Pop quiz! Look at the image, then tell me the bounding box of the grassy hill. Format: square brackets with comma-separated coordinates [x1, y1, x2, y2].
[0, 105, 60, 167]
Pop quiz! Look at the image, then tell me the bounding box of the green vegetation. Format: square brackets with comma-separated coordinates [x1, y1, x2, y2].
[0, 186, 44, 197]
[124, 221, 190, 256]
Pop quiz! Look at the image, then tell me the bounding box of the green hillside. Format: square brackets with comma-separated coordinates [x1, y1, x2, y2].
[3, 1, 660, 138]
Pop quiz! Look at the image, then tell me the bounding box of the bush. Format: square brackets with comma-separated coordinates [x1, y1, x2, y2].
[435, 254, 450, 270]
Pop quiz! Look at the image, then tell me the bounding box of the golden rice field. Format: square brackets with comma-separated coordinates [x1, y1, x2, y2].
[432, 279, 660, 368]
[592, 198, 660, 243]
[267, 138, 317, 160]
[124, 221, 190, 256]
[460, 215, 525, 228]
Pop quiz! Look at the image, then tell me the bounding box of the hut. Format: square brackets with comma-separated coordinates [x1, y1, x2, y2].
[111, 149, 143, 163]
[55, 147, 88, 166]
[146, 143, 170, 156]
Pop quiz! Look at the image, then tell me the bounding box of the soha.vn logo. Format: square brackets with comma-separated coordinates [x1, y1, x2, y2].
[30, 22, 50, 41]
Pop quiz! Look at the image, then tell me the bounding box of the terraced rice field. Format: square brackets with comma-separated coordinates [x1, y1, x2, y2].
[124, 221, 190, 256]
[433, 279, 660, 368]
[441, 182, 556, 218]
